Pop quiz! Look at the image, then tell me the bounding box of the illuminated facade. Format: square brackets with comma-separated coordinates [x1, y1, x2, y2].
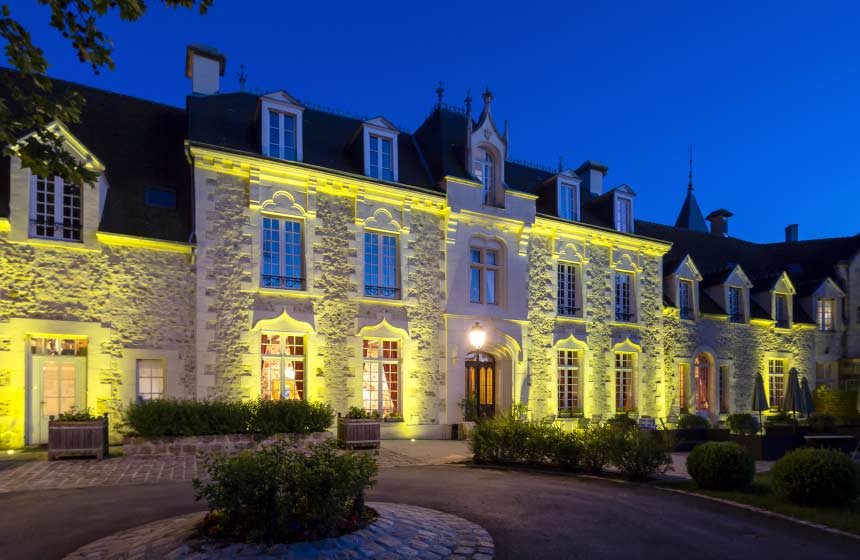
[1, 46, 859, 446]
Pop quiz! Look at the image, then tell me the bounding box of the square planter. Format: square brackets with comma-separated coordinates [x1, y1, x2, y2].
[337, 417, 380, 449]
[48, 414, 109, 460]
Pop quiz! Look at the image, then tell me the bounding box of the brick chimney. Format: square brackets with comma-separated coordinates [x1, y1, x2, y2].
[185, 45, 226, 95]
[575, 160, 608, 195]
[785, 224, 798, 243]
[705, 209, 733, 237]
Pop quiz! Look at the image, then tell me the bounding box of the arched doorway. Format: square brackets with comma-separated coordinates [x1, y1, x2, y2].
[694, 353, 713, 413]
[465, 353, 496, 419]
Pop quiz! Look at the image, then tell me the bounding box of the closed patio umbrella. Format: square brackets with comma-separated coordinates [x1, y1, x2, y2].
[752, 373, 769, 434]
[782, 368, 802, 419]
[800, 377, 815, 417]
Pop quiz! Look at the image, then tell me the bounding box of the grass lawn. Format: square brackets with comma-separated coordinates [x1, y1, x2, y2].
[660, 472, 860, 536]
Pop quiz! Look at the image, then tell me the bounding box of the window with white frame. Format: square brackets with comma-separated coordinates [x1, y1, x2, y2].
[137, 359, 165, 400]
[817, 298, 835, 331]
[268, 110, 298, 161]
[728, 287, 744, 323]
[261, 217, 304, 290]
[369, 135, 394, 181]
[364, 231, 399, 299]
[557, 261, 580, 316]
[470, 243, 501, 305]
[30, 175, 82, 241]
[614, 272, 635, 322]
[473, 149, 496, 205]
[558, 183, 577, 220]
[768, 358, 787, 410]
[775, 293, 789, 328]
[362, 338, 400, 417]
[261, 334, 305, 400]
[615, 197, 632, 233]
[615, 352, 635, 412]
[679, 279, 694, 320]
[557, 349, 581, 414]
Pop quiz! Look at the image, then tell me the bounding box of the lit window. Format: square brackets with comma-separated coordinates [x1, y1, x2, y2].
[137, 359, 165, 400]
[775, 294, 789, 328]
[557, 350, 581, 414]
[615, 197, 632, 233]
[558, 183, 577, 220]
[268, 110, 297, 160]
[694, 354, 711, 412]
[30, 175, 82, 242]
[679, 280, 694, 320]
[261, 334, 305, 400]
[719, 365, 730, 413]
[615, 352, 635, 412]
[363, 339, 400, 417]
[614, 272, 635, 322]
[364, 231, 399, 299]
[470, 243, 500, 305]
[261, 217, 304, 290]
[817, 298, 835, 331]
[768, 359, 787, 410]
[678, 363, 689, 413]
[473, 149, 496, 205]
[728, 287, 744, 323]
[557, 262, 580, 316]
[369, 135, 394, 181]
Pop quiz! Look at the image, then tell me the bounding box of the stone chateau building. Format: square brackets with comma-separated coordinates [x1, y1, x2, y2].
[1, 45, 859, 446]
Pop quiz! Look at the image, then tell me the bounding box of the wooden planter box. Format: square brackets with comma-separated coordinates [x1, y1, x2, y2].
[337, 417, 380, 449]
[48, 414, 109, 460]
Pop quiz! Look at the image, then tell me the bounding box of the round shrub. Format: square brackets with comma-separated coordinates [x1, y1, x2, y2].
[686, 442, 755, 490]
[726, 413, 759, 435]
[771, 448, 860, 506]
[677, 414, 711, 429]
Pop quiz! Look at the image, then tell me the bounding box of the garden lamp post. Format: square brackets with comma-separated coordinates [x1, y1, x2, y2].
[468, 322, 487, 421]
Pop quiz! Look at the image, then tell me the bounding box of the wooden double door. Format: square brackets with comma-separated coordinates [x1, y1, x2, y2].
[466, 354, 496, 419]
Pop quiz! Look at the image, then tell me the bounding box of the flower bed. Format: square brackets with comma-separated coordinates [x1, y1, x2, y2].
[123, 431, 331, 457]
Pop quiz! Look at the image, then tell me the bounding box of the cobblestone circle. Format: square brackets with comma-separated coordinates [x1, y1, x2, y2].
[64, 502, 494, 560]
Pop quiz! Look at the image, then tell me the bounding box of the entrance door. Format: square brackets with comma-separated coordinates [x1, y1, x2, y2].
[694, 353, 711, 413]
[466, 354, 496, 419]
[30, 356, 86, 444]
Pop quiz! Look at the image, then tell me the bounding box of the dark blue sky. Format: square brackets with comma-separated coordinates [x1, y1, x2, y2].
[7, 1, 860, 242]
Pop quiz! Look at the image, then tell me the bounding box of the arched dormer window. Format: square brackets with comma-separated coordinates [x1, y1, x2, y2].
[473, 148, 497, 206]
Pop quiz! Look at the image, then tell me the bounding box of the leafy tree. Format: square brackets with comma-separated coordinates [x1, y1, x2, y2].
[0, 1, 212, 186]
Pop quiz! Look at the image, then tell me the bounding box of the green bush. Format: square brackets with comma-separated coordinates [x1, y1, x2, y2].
[806, 413, 837, 433]
[548, 430, 583, 470]
[677, 414, 711, 429]
[194, 440, 377, 544]
[579, 424, 620, 474]
[122, 399, 334, 437]
[56, 407, 100, 421]
[771, 448, 860, 507]
[606, 413, 638, 431]
[686, 442, 755, 490]
[468, 415, 561, 464]
[726, 413, 759, 435]
[609, 429, 674, 481]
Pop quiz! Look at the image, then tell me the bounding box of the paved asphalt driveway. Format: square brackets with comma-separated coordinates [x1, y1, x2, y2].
[0, 465, 856, 559]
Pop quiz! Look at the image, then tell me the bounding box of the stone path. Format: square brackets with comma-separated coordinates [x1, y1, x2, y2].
[64, 502, 494, 559]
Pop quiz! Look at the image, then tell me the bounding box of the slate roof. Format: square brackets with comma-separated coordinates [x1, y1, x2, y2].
[0, 68, 192, 241]
[674, 188, 708, 232]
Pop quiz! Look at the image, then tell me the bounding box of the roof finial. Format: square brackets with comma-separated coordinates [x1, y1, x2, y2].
[464, 90, 472, 116]
[238, 64, 247, 92]
[558, 155, 563, 173]
[688, 144, 694, 191]
[436, 81, 444, 105]
[482, 86, 493, 106]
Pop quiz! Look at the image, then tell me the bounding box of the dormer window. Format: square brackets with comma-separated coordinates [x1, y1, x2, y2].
[615, 196, 632, 233]
[261, 92, 304, 162]
[728, 287, 745, 323]
[558, 182, 578, 221]
[30, 175, 82, 242]
[474, 149, 496, 205]
[775, 293, 789, 328]
[362, 118, 399, 182]
[268, 110, 297, 160]
[679, 279, 694, 320]
[817, 298, 835, 331]
[369, 135, 393, 181]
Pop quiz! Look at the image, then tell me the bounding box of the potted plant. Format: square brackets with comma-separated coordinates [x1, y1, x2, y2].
[337, 406, 380, 449]
[384, 412, 403, 423]
[456, 395, 479, 440]
[48, 407, 109, 460]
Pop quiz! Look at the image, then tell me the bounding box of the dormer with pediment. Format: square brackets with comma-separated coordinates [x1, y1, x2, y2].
[554, 169, 582, 221]
[703, 264, 753, 324]
[361, 117, 400, 183]
[467, 89, 507, 208]
[752, 271, 796, 329]
[261, 91, 304, 162]
[666, 254, 703, 320]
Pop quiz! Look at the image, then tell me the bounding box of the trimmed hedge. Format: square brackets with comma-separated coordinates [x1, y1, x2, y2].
[686, 442, 755, 490]
[122, 399, 334, 437]
[726, 413, 759, 435]
[771, 448, 860, 507]
[677, 414, 711, 429]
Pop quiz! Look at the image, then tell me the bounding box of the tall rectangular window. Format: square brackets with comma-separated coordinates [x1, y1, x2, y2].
[615, 352, 635, 412]
[558, 183, 577, 220]
[136, 359, 165, 400]
[615, 272, 635, 322]
[775, 294, 789, 328]
[679, 280, 694, 319]
[678, 363, 689, 413]
[768, 359, 786, 410]
[369, 136, 393, 181]
[557, 262, 580, 316]
[817, 298, 835, 331]
[728, 287, 744, 323]
[470, 246, 500, 305]
[30, 175, 82, 241]
[719, 365, 730, 413]
[261, 217, 304, 290]
[363, 339, 400, 416]
[557, 350, 581, 413]
[261, 334, 305, 400]
[268, 110, 297, 160]
[615, 197, 632, 232]
[364, 231, 399, 298]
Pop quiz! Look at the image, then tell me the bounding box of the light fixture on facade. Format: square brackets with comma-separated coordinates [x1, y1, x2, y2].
[468, 322, 486, 350]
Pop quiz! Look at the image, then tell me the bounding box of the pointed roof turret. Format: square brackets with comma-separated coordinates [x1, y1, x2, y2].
[674, 145, 708, 232]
